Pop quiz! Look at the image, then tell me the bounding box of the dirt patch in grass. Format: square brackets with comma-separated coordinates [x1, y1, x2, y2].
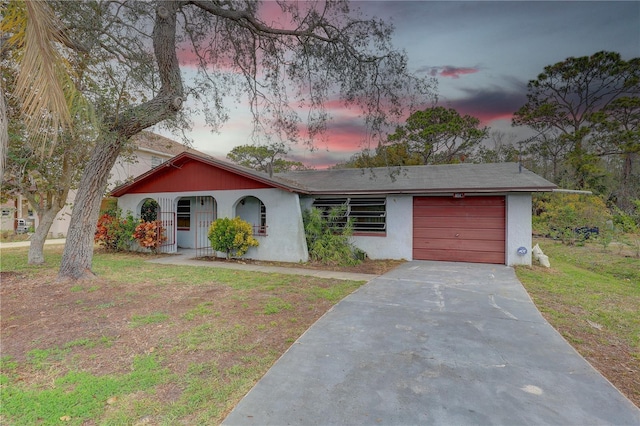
[0, 253, 398, 423]
[1, 272, 360, 376]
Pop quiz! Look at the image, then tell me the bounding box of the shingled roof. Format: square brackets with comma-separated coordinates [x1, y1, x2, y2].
[130, 131, 202, 156]
[275, 162, 557, 195]
[111, 152, 557, 197]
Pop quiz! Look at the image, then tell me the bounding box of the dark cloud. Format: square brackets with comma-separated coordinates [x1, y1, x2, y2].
[418, 65, 481, 79]
[443, 78, 528, 124]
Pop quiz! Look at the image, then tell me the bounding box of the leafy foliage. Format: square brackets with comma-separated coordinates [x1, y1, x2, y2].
[513, 51, 640, 205]
[132, 220, 166, 252]
[208, 217, 259, 259]
[43, 0, 434, 279]
[227, 143, 309, 173]
[611, 200, 640, 233]
[340, 106, 487, 168]
[94, 209, 137, 252]
[533, 193, 612, 245]
[140, 199, 159, 222]
[303, 207, 364, 266]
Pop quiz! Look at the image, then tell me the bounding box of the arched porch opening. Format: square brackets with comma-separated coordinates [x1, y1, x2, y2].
[235, 196, 267, 236]
[136, 197, 175, 253]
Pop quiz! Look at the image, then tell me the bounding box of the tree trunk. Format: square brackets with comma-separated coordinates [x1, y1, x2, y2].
[58, 1, 183, 281]
[28, 207, 59, 265]
[58, 134, 125, 279]
[0, 91, 7, 183]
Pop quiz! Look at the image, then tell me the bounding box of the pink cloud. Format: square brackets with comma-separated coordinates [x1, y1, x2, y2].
[418, 65, 481, 79]
[439, 66, 480, 79]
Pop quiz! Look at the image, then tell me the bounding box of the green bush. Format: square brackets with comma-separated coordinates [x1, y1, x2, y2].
[208, 217, 259, 259]
[302, 207, 365, 266]
[532, 193, 611, 245]
[611, 204, 638, 233]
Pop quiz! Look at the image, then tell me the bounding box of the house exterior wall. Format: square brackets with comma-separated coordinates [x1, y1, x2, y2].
[117, 188, 308, 263]
[1, 202, 17, 232]
[317, 193, 533, 265]
[351, 195, 413, 260]
[505, 193, 533, 266]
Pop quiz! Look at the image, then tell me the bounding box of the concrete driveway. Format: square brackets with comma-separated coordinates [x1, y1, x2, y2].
[223, 261, 640, 425]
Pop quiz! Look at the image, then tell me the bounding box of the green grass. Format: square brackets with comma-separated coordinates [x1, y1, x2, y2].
[0, 245, 365, 424]
[263, 297, 293, 314]
[129, 312, 170, 327]
[516, 239, 640, 356]
[181, 302, 214, 321]
[1, 355, 169, 426]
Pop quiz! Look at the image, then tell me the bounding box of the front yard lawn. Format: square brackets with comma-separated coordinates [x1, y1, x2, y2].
[0, 246, 370, 425]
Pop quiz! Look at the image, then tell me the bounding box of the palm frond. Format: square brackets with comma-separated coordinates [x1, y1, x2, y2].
[5, 0, 75, 155]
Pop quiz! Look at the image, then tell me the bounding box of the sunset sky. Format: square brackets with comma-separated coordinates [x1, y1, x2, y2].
[155, 1, 640, 168]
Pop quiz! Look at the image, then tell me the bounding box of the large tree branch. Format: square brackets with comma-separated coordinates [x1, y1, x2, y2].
[109, 2, 184, 138]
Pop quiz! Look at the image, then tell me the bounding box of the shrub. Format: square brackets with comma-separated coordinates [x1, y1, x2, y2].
[133, 220, 167, 252]
[611, 205, 638, 233]
[94, 209, 137, 252]
[302, 206, 365, 266]
[533, 193, 611, 245]
[208, 217, 259, 259]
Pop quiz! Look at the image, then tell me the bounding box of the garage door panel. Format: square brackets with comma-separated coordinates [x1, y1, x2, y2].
[413, 238, 504, 252]
[414, 196, 505, 207]
[413, 227, 505, 241]
[413, 196, 505, 264]
[414, 216, 504, 229]
[413, 205, 505, 218]
[413, 248, 505, 264]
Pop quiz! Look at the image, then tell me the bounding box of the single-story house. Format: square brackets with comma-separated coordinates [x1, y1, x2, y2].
[111, 152, 557, 266]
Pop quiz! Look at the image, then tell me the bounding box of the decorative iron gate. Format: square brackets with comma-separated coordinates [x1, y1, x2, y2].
[157, 197, 176, 253]
[195, 196, 216, 258]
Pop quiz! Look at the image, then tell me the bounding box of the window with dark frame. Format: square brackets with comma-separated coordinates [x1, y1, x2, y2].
[177, 199, 191, 230]
[311, 197, 387, 234]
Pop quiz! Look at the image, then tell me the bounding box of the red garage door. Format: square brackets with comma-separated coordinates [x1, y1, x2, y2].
[413, 196, 505, 264]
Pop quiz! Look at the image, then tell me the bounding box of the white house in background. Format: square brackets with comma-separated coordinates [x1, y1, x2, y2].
[0, 132, 199, 237]
[111, 152, 557, 266]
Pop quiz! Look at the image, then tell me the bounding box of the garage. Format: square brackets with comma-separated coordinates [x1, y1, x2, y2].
[413, 196, 505, 264]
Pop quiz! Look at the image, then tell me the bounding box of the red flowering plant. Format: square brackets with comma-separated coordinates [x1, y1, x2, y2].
[95, 210, 137, 252]
[133, 220, 167, 252]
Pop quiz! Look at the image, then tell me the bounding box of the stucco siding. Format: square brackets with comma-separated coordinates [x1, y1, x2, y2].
[506, 193, 533, 266]
[351, 195, 413, 260]
[118, 188, 308, 263]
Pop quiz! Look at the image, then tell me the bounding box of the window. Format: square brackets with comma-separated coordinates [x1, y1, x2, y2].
[151, 156, 163, 168]
[177, 199, 191, 230]
[1, 209, 10, 217]
[312, 197, 386, 234]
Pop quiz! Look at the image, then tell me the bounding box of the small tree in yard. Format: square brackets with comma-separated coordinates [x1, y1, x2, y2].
[208, 217, 259, 259]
